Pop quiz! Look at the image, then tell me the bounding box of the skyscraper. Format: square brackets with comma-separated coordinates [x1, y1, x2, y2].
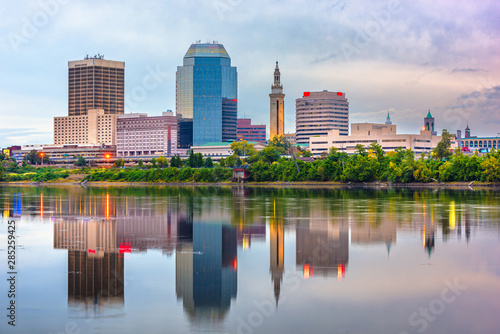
[295, 90, 349, 145]
[68, 55, 124, 116]
[269, 62, 285, 140]
[176, 42, 238, 146]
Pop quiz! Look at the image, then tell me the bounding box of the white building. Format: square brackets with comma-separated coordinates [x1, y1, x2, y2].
[310, 121, 457, 156]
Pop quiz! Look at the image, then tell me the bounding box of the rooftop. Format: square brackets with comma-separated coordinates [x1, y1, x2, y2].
[184, 43, 230, 59]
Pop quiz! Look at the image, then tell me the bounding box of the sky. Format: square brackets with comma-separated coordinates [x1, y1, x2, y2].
[0, 0, 499, 148]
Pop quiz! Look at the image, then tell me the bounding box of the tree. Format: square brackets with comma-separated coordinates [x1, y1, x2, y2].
[230, 141, 257, 157]
[432, 129, 453, 161]
[0, 165, 5, 181]
[225, 155, 236, 167]
[302, 150, 313, 157]
[188, 150, 203, 168]
[113, 158, 125, 168]
[138, 159, 144, 168]
[235, 157, 243, 167]
[204, 157, 213, 168]
[219, 157, 226, 167]
[156, 156, 168, 168]
[170, 156, 182, 168]
[258, 146, 281, 164]
[25, 150, 38, 164]
[74, 156, 87, 167]
[268, 135, 291, 152]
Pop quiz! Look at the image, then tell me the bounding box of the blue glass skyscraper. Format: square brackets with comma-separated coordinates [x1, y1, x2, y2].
[176, 42, 238, 146]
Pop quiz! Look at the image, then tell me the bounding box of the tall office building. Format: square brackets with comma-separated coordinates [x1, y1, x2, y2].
[176, 42, 237, 146]
[269, 62, 285, 140]
[68, 55, 125, 116]
[295, 90, 349, 145]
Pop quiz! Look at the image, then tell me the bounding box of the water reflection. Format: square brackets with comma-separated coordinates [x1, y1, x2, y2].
[1, 186, 499, 333]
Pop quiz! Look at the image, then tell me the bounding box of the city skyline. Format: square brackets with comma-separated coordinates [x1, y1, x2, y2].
[1, 1, 499, 148]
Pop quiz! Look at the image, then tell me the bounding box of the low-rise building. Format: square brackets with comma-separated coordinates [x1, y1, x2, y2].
[192, 142, 268, 158]
[310, 120, 457, 156]
[116, 112, 177, 157]
[237, 118, 266, 143]
[12, 144, 116, 162]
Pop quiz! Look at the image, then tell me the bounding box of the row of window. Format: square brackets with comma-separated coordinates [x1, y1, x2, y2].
[464, 140, 499, 148]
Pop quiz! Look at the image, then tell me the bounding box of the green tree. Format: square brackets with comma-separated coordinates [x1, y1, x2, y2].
[219, 157, 226, 167]
[74, 156, 87, 167]
[25, 150, 39, 164]
[0, 165, 5, 181]
[268, 135, 291, 152]
[225, 155, 236, 167]
[204, 157, 214, 168]
[235, 157, 243, 167]
[302, 150, 313, 157]
[138, 159, 144, 168]
[230, 141, 257, 157]
[258, 146, 281, 164]
[170, 156, 182, 168]
[113, 158, 125, 168]
[156, 156, 168, 168]
[433, 129, 453, 160]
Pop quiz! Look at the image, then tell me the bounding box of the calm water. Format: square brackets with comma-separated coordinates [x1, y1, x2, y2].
[0, 185, 499, 334]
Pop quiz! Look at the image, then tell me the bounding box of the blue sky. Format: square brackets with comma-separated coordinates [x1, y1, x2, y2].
[1, 0, 499, 147]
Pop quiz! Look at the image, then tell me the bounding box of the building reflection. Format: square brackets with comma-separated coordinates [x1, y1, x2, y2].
[176, 218, 238, 321]
[295, 211, 349, 280]
[53, 219, 124, 308]
[350, 216, 397, 256]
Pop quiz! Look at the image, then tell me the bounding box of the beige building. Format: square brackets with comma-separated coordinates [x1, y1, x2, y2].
[296, 90, 349, 145]
[68, 55, 124, 116]
[269, 62, 285, 139]
[54, 109, 118, 146]
[310, 122, 458, 155]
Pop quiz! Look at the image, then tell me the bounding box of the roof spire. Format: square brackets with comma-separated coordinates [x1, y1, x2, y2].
[385, 110, 392, 125]
[426, 109, 433, 119]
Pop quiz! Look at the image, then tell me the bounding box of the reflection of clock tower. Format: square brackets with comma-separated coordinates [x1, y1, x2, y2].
[270, 202, 284, 306]
[269, 62, 285, 139]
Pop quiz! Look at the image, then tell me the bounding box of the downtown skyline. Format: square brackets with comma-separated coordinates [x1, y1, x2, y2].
[1, 0, 499, 148]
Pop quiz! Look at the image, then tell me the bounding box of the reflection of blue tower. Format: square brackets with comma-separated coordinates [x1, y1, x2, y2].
[176, 221, 237, 321]
[13, 194, 23, 217]
[193, 224, 237, 313]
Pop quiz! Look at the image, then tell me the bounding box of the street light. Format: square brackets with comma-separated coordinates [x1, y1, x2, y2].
[39, 152, 45, 166]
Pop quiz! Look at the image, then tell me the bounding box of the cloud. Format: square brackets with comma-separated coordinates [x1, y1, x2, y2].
[0, 0, 499, 144]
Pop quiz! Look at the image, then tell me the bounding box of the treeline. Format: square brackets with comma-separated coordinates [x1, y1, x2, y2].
[83, 166, 233, 183]
[2, 137, 500, 183]
[249, 145, 500, 182]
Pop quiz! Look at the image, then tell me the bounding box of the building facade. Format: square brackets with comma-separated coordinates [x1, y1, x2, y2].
[310, 121, 458, 155]
[237, 118, 266, 142]
[68, 55, 124, 116]
[176, 42, 238, 146]
[269, 62, 285, 140]
[460, 123, 500, 151]
[11, 144, 116, 162]
[116, 112, 178, 157]
[54, 109, 118, 146]
[295, 90, 349, 145]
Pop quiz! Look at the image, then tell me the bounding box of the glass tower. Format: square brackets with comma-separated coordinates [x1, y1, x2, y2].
[176, 43, 238, 146]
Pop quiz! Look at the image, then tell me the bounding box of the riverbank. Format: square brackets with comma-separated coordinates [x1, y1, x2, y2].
[1, 180, 500, 190]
